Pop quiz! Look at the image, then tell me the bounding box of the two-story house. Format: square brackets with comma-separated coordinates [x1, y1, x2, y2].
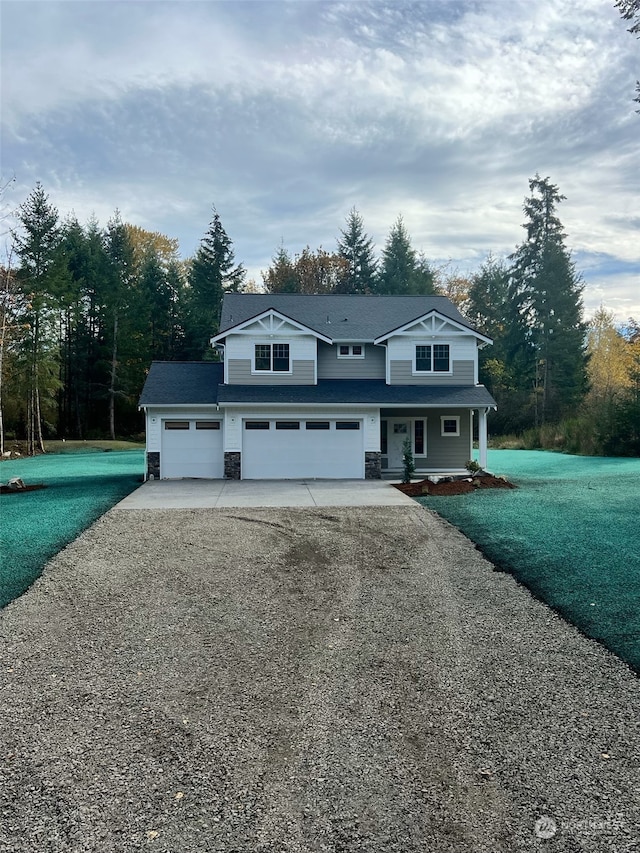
[139, 293, 497, 480]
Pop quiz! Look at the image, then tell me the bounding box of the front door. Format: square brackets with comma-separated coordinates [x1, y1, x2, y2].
[388, 420, 410, 469]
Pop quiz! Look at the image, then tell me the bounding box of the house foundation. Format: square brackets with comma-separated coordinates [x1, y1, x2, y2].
[146, 452, 160, 480]
[224, 452, 241, 480]
[365, 451, 382, 479]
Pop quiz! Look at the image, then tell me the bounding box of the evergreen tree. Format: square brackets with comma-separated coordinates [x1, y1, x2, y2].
[103, 211, 136, 439]
[335, 208, 377, 293]
[413, 252, 437, 296]
[262, 243, 299, 293]
[185, 207, 245, 359]
[376, 215, 416, 294]
[466, 255, 524, 432]
[12, 183, 66, 453]
[508, 175, 588, 425]
[376, 216, 435, 295]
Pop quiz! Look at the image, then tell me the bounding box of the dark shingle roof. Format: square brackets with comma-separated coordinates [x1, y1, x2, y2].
[218, 294, 482, 340]
[139, 363, 497, 409]
[216, 381, 496, 408]
[138, 362, 223, 406]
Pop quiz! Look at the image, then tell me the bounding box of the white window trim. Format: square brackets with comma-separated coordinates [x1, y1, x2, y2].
[337, 344, 365, 359]
[440, 416, 460, 437]
[251, 340, 293, 375]
[412, 341, 453, 376]
[413, 418, 427, 457]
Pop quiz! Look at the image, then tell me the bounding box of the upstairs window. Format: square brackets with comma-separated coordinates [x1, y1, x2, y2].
[254, 342, 290, 372]
[414, 343, 450, 373]
[337, 344, 364, 358]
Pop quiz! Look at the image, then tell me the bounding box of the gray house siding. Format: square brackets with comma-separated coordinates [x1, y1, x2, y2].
[389, 360, 474, 385]
[317, 342, 386, 379]
[226, 359, 315, 385]
[380, 407, 471, 470]
[424, 411, 471, 469]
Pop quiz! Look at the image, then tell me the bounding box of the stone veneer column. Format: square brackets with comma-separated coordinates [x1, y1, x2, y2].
[364, 451, 382, 479]
[224, 452, 241, 480]
[147, 452, 160, 480]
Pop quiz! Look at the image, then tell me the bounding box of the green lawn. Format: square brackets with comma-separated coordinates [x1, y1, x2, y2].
[1, 450, 144, 608]
[419, 450, 640, 673]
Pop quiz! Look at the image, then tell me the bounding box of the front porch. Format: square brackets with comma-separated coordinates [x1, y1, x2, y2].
[379, 407, 491, 474]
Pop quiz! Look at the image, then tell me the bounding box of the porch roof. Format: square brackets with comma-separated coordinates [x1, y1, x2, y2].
[216, 380, 496, 408]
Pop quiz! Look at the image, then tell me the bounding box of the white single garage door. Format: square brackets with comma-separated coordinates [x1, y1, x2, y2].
[242, 418, 364, 479]
[161, 419, 224, 479]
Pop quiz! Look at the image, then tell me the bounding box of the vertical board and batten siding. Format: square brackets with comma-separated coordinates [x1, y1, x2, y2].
[316, 342, 386, 379]
[223, 407, 380, 452]
[226, 359, 316, 385]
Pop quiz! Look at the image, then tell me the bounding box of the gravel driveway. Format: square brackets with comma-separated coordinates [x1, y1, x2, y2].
[1, 505, 639, 852]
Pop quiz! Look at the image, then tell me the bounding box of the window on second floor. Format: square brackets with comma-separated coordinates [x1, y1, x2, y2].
[254, 342, 290, 372]
[414, 343, 450, 373]
[337, 344, 364, 358]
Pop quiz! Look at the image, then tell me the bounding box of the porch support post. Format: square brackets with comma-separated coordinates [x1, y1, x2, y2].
[478, 408, 488, 470]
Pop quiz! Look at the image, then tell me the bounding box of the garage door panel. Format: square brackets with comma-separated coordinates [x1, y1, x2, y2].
[161, 420, 223, 479]
[242, 419, 363, 479]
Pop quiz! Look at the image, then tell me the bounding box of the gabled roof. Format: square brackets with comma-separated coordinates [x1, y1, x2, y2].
[139, 362, 223, 406]
[210, 307, 333, 346]
[218, 293, 487, 342]
[373, 308, 493, 345]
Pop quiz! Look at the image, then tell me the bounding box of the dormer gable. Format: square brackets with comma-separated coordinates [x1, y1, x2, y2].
[211, 308, 333, 345]
[373, 310, 492, 346]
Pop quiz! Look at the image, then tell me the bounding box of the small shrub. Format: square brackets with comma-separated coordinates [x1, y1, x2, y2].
[465, 459, 482, 474]
[402, 437, 416, 483]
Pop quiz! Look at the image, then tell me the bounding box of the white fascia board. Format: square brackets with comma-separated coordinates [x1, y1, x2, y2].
[210, 308, 333, 345]
[142, 403, 220, 410]
[217, 401, 496, 409]
[216, 401, 378, 408]
[373, 310, 493, 346]
[331, 338, 372, 343]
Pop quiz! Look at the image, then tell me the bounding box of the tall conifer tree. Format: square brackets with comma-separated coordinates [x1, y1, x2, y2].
[13, 183, 66, 452]
[376, 215, 435, 295]
[508, 175, 587, 425]
[336, 208, 377, 293]
[185, 207, 245, 359]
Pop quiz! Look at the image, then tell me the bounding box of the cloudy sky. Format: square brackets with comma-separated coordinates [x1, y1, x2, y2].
[2, 0, 638, 320]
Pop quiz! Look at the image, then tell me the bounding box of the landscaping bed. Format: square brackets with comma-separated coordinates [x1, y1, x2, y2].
[394, 472, 516, 496]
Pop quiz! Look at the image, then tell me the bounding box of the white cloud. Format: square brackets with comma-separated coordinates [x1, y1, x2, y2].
[1, 0, 638, 321]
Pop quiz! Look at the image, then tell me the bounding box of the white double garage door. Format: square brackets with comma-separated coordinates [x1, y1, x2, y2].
[162, 417, 364, 479]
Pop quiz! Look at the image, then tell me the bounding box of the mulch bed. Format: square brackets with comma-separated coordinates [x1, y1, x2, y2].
[0, 484, 48, 495]
[393, 474, 516, 497]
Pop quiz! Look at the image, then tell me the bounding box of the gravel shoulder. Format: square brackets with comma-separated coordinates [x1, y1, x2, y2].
[1, 505, 639, 852]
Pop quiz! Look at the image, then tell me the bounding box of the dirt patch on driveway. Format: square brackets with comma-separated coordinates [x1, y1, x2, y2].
[1, 506, 638, 852]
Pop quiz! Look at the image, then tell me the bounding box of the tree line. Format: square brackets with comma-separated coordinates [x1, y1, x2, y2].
[1, 176, 638, 456]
